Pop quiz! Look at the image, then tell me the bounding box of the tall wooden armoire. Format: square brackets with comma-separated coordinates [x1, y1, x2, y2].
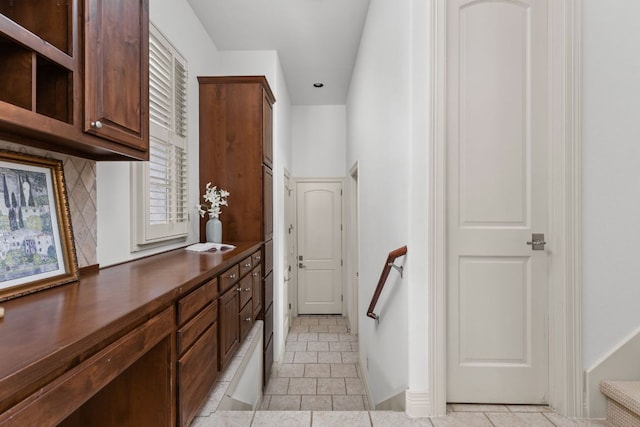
[198, 76, 275, 384]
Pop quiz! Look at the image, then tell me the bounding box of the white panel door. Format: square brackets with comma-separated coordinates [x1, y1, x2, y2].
[297, 181, 343, 314]
[447, 0, 549, 403]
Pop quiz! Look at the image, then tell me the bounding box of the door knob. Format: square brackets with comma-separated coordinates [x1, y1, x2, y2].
[526, 233, 546, 250]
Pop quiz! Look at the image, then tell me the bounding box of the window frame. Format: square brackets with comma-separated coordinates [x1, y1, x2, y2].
[131, 24, 189, 250]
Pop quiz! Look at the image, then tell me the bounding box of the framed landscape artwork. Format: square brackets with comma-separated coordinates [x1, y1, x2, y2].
[0, 151, 78, 301]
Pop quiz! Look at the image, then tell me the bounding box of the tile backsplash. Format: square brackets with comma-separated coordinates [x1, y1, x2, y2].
[0, 141, 97, 268]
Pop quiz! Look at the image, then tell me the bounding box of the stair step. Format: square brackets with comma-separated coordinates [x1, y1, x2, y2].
[600, 380, 640, 427]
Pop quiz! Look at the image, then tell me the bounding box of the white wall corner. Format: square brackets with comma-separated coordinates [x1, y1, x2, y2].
[406, 389, 431, 418]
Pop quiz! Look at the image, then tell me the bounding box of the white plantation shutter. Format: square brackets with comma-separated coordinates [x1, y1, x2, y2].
[174, 60, 187, 137]
[149, 32, 172, 128]
[148, 126, 188, 225]
[132, 24, 189, 247]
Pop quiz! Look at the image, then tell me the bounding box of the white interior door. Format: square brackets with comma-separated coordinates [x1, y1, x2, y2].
[296, 181, 343, 314]
[447, 0, 549, 403]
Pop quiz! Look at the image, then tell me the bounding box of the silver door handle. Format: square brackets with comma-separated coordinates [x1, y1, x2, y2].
[526, 233, 546, 250]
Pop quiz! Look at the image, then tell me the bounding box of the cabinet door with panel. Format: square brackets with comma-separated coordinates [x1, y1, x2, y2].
[218, 285, 240, 370]
[84, 0, 149, 151]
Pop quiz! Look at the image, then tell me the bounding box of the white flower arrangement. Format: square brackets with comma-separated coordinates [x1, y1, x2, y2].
[196, 182, 230, 219]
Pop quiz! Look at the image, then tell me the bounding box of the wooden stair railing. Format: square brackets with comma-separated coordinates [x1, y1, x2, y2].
[367, 245, 408, 321]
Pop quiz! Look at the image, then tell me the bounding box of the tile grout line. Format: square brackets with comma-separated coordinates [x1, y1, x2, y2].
[482, 412, 497, 427]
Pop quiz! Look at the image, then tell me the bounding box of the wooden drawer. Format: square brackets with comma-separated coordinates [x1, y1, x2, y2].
[240, 299, 254, 342]
[264, 271, 273, 311]
[178, 278, 217, 325]
[219, 264, 240, 293]
[239, 275, 252, 310]
[264, 303, 273, 348]
[252, 250, 262, 266]
[178, 322, 218, 427]
[177, 301, 217, 356]
[264, 239, 273, 274]
[251, 265, 262, 319]
[239, 255, 253, 278]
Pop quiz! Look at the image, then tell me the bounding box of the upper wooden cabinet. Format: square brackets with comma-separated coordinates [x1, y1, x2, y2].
[84, 0, 149, 152]
[0, 0, 149, 160]
[198, 76, 276, 242]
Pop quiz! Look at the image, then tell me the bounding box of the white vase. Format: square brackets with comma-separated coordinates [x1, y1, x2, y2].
[206, 217, 222, 243]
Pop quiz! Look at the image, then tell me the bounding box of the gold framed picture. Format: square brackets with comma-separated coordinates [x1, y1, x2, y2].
[0, 150, 78, 301]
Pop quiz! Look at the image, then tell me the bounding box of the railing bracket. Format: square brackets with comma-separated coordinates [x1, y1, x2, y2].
[367, 312, 380, 324]
[388, 262, 404, 278]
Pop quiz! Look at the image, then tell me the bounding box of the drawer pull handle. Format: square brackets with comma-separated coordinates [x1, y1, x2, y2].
[255, 256, 261, 261]
[236, 287, 242, 292]
[229, 273, 237, 279]
[244, 263, 252, 268]
[245, 287, 251, 292]
[253, 272, 259, 277]
[245, 317, 252, 322]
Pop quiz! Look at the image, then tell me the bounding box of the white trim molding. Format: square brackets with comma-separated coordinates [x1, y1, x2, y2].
[428, 0, 583, 417]
[428, 0, 448, 418]
[547, 0, 584, 418]
[406, 389, 431, 418]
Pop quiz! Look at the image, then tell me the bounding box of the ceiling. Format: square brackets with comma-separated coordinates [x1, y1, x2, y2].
[186, 0, 371, 106]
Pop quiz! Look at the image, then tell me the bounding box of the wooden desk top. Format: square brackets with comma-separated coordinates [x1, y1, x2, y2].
[0, 241, 261, 411]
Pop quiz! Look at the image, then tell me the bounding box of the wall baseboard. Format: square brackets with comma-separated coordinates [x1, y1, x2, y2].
[406, 389, 430, 417]
[586, 325, 640, 418]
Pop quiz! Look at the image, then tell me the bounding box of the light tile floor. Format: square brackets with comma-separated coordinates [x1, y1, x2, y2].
[191, 406, 613, 427]
[191, 316, 614, 426]
[261, 315, 369, 411]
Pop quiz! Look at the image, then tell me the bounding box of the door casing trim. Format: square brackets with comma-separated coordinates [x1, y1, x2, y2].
[428, 0, 583, 417]
[349, 163, 360, 336]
